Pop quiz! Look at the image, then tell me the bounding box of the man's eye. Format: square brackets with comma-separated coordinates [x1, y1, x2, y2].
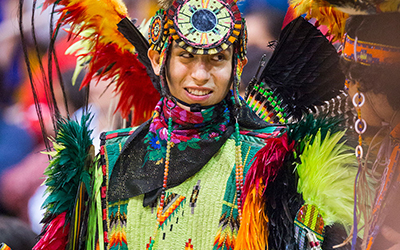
[180, 52, 194, 58]
[212, 54, 225, 61]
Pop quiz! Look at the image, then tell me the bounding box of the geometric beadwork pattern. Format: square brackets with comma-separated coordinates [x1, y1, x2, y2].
[185, 239, 194, 250]
[213, 211, 240, 250]
[294, 204, 325, 250]
[159, 193, 186, 230]
[190, 180, 201, 214]
[109, 201, 129, 250]
[343, 35, 400, 66]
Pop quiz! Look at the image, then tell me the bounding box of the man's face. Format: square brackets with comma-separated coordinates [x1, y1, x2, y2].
[166, 42, 233, 109]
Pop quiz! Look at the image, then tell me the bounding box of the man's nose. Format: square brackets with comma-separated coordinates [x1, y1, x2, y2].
[191, 60, 211, 84]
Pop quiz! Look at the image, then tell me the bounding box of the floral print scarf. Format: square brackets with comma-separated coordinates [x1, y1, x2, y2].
[144, 98, 232, 162]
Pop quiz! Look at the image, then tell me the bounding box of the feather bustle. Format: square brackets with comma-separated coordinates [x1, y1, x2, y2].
[242, 133, 294, 203]
[260, 17, 344, 120]
[33, 114, 94, 249]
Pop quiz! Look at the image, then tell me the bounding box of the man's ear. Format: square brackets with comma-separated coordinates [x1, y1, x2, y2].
[242, 56, 248, 67]
[148, 49, 161, 76]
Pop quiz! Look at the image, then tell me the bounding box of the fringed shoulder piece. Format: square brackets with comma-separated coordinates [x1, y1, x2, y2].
[33, 114, 95, 250]
[43, 0, 160, 126]
[296, 130, 357, 227]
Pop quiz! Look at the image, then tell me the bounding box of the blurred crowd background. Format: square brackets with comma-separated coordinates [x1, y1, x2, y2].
[0, 0, 288, 249]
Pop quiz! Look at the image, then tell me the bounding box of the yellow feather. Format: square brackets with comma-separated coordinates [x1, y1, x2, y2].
[290, 0, 349, 42]
[64, 0, 133, 52]
[379, 0, 400, 12]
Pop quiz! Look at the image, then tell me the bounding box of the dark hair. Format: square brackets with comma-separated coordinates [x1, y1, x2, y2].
[340, 13, 400, 110]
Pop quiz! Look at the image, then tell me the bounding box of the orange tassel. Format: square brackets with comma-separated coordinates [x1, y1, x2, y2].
[235, 178, 269, 250]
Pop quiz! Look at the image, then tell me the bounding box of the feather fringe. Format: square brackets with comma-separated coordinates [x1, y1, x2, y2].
[235, 179, 269, 250]
[296, 129, 357, 227]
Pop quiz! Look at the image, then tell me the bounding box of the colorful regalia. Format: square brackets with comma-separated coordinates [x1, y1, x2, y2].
[17, 0, 361, 249]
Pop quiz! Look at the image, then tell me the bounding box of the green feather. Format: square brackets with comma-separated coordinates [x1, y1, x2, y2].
[296, 129, 357, 227]
[42, 113, 94, 220]
[87, 155, 104, 250]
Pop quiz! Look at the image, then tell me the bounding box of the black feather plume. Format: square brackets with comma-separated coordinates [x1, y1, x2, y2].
[259, 16, 345, 120]
[117, 18, 161, 93]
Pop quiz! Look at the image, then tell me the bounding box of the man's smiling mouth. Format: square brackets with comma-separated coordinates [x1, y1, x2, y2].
[185, 88, 212, 96]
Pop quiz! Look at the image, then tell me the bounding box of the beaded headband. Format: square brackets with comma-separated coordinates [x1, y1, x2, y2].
[343, 34, 400, 66]
[148, 0, 246, 59]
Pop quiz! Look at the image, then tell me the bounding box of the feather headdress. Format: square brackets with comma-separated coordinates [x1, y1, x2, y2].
[158, 0, 243, 8]
[42, 0, 160, 126]
[158, 0, 175, 9]
[288, 0, 400, 42]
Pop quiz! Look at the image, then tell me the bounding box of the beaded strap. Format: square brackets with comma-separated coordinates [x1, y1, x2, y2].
[246, 82, 288, 124]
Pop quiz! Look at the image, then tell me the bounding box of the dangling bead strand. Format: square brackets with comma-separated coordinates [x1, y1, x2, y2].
[147, 116, 173, 250]
[353, 81, 366, 159]
[235, 120, 244, 222]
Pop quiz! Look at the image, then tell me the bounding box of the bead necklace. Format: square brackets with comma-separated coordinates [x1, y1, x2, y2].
[235, 119, 244, 222]
[146, 116, 172, 250]
[146, 112, 244, 249]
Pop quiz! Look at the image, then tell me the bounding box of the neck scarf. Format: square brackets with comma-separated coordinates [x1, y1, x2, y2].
[109, 95, 235, 205]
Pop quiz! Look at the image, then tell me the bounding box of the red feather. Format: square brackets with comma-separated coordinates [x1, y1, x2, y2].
[242, 133, 294, 203]
[34, 212, 70, 250]
[79, 42, 160, 125]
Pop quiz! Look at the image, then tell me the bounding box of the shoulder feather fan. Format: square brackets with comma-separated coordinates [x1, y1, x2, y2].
[259, 16, 344, 121]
